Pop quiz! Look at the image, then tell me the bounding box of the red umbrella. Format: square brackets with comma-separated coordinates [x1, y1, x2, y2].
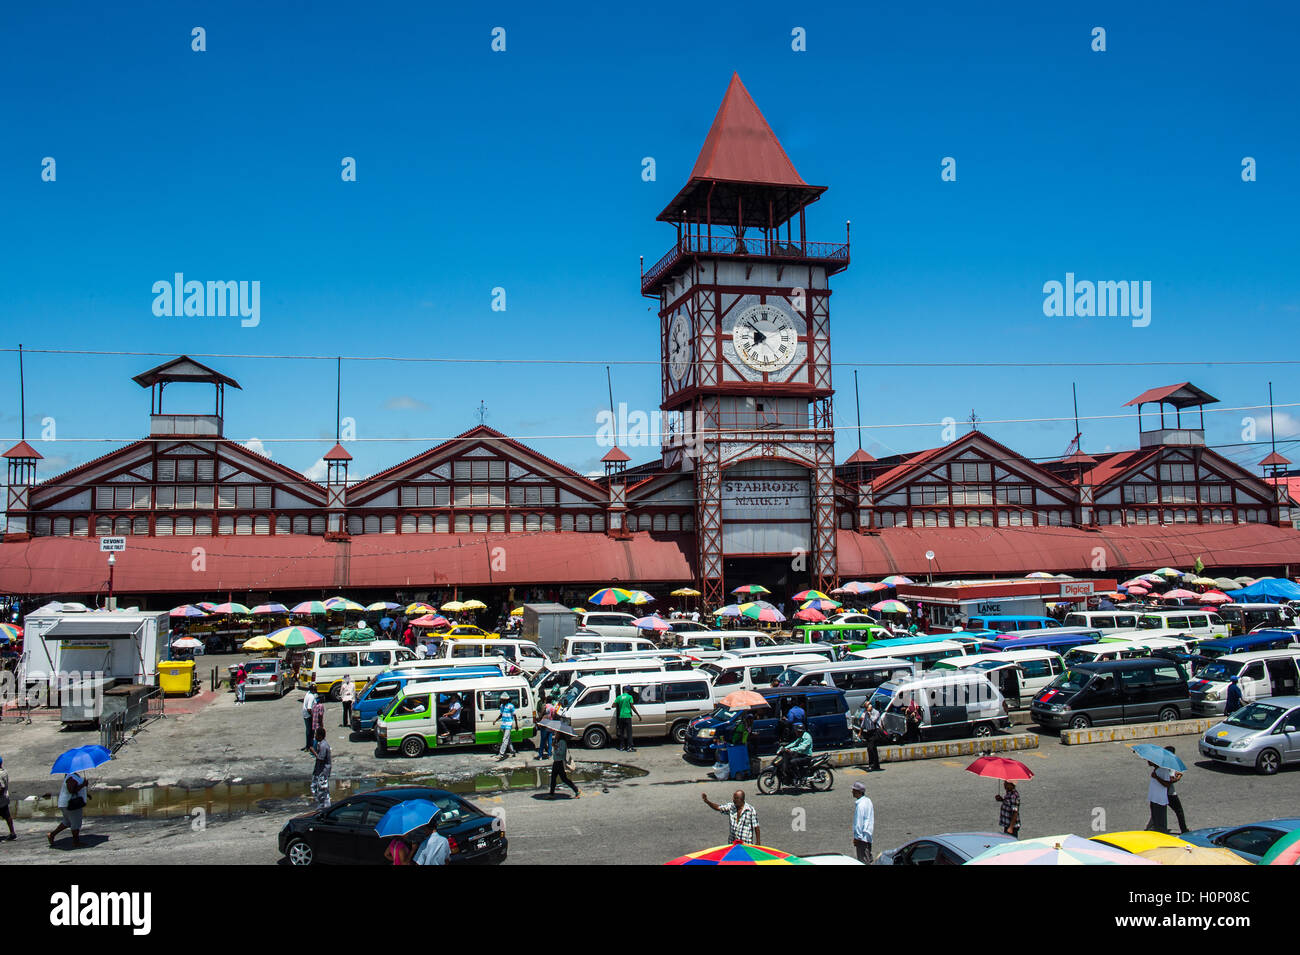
[1198, 591, 1231, 604]
[410, 614, 450, 628]
[965, 756, 1034, 781]
[794, 608, 827, 622]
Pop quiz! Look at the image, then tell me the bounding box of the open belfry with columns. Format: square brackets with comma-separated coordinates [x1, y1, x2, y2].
[4, 75, 1300, 602]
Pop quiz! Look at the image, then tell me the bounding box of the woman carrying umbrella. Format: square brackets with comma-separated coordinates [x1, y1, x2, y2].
[46, 745, 108, 848]
[539, 719, 582, 799]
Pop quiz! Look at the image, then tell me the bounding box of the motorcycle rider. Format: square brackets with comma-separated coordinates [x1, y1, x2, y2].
[775, 722, 813, 783]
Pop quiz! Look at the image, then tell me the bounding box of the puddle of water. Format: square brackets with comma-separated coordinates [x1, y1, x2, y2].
[13, 763, 646, 819]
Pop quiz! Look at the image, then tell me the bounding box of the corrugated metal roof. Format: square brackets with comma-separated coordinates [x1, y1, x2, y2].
[1123, 383, 1218, 408]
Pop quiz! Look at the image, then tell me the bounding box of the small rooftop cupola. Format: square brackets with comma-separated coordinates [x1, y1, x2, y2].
[602, 446, 631, 538]
[641, 73, 848, 295]
[133, 356, 241, 438]
[323, 443, 352, 538]
[1123, 383, 1218, 449]
[4, 440, 42, 537]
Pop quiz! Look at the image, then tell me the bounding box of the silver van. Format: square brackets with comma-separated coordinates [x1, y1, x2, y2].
[558, 671, 715, 749]
[777, 658, 915, 710]
[1062, 610, 1141, 634]
[531, 658, 668, 699]
[561, 634, 661, 658]
[679, 631, 782, 660]
[1191, 649, 1300, 715]
[699, 653, 828, 698]
[869, 671, 1011, 740]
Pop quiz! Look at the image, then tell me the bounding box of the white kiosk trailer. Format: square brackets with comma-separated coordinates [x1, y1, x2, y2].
[20, 610, 167, 724]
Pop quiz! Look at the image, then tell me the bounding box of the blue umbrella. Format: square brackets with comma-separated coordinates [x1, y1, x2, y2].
[380, 617, 394, 630]
[1131, 744, 1186, 771]
[374, 798, 441, 838]
[50, 745, 112, 775]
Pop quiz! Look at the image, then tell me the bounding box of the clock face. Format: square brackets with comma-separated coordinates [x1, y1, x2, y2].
[731, 302, 798, 373]
[667, 310, 692, 383]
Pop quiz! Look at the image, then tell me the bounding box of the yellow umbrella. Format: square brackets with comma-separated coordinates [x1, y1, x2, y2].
[1138, 845, 1251, 866]
[441, 601, 467, 613]
[405, 602, 435, 614]
[671, 587, 702, 597]
[241, 636, 275, 651]
[510, 607, 524, 617]
[461, 599, 488, 611]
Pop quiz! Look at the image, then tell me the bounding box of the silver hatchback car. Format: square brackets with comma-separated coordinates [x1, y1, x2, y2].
[1198, 696, 1300, 775]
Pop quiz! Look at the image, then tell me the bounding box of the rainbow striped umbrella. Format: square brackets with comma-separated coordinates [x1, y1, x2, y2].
[739, 602, 786, 623]
[800, 598, 842, 612]
[870, 599, 911, 615]
[714, 604, 743, 617]
[627, 590, 655, 606]
[731, 584, 770, 596]
[668, 843, 810, 865]
[589, 588, 633, 606]
[169, 604, 207, 618]
[267, 626, 326, 648]
[878, 576, 913, 587]
[405, 603, 435, 615]
[0, 623, 21, 642]
[633, 616, 671, 631]
[1260, 828, 1300, 866]
[210, 602, 251, 616]
[196, 602, 219, 612]
[966, 834, 1156, 866]
[794, 608, 826, 622]
[251, 603, 288, 615]
[367, 601, 401, 612]
[325, 596, 365, 612]
[291, 600, 329, 616]
[792, 590, 830, 602]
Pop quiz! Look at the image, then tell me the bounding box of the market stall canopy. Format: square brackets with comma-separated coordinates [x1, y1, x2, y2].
[1224, 577, 1300, 602]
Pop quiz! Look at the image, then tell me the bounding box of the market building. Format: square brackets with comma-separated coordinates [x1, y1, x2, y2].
[3, 78, 1300, 605]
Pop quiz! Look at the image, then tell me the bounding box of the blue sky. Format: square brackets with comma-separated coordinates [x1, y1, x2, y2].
[3, 1, 1299, 485]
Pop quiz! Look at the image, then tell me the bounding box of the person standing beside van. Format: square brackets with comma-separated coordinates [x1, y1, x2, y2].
[309, 728, 332, 810]
[493, 692, 518, 760]
[301, 688, 318, 752]
[614, 686, 640, 753]
[1224, 675, 1244, 713]
[340, 675, 356, 728]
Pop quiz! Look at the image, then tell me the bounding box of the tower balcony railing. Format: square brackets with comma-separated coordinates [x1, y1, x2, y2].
[641, 233, 850, 294]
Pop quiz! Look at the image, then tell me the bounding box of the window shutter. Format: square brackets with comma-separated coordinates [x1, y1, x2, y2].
[157, 460, 175, 482]
[96, 486, 113, 509]
[236, 486, 254, 509]
[197, 458, 215, 481]
[255, 486, 272, 509]
[114, 486, 133, 509]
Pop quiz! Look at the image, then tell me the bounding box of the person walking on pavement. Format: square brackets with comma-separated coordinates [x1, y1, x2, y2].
[996, 780, 1021, 837]
[309, 727, 332, 810]
[701, 790, 760, 845]
[548, 724, 581, 799]
[48, 771, 87, 848]
[852, 781, 875, 863]
[0, 756, 14, 840]
[493, 692, 517, 760]
[536, 692, 558, 761]
[234, 664, 247, 705]
[414, 828, 450, 865]
[613, 685, 640, 752]
[859, 700, 884, 772]
[1145, 761, 1170, 833]
[1163, 746, 1190, 834]
[340, 675, 356, 728]
[1224, 675, 1244, 714]
[301, 687, 318, 752]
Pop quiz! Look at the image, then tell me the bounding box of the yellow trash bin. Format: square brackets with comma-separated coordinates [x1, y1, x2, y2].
[159, 659, 197, 696]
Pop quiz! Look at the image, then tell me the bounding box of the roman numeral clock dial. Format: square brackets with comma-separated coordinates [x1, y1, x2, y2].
[731, 302, 797, 374]
[668, 310, 693, 383]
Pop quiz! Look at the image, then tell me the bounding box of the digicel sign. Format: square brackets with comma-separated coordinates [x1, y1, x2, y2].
[1060, 581, 1094, 598]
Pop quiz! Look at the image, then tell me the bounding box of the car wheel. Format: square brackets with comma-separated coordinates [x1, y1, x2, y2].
[670, 719, 689, 744]
[400, 735, 426, 758]
[1068, 714, 1092, 730]
[1158, 707, 1179, 722]
[972, 722, 993, 738]
[1256, 748, 1281, 775]
[582, 725, 608, 749]
[286, 838, 314, 866]
[328, 683, 343, 702]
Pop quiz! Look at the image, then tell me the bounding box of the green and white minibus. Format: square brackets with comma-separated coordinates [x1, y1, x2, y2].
[376, 674, 535, 758]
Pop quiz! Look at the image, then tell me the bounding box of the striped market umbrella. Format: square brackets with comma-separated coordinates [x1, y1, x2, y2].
[837, 581, 876, 595]
[1213, 577, 1240, 591]
[627, 591, 655, 606]
[793, 608, 826, 622]
[800, 598, 842, 612]
[510, 607, 524, 617]
[171, 636, 204, 650]
[196, 601, 219, 612]
[1161, 589, 1200, 602]
[210, 602, 251, 616]
[570, 607, 585, 615]
[966, 834, 1157, 866]
[291, 600, 329, 615]
[792, 589, 830, 602]
[714, 604, 743, 618]
[405, 602, 436, 615]
[870, 600, 911, 615]
[251, 603, 288, 615]
[1189, 576, 1219, 588]
[633, 616, 671, 631]
[324, 596, 365, 612]
[367, 601, 402, 612]
[667, 843, 810, 865]
[1025, 572, 1055, 578]
[1140, 845, 1252, 866]
[169, 604, 207, 618]
[267, 626, 326, 648]
[1260, 828, 1300, 866]
[879, 575, 913, 587]
[241, 636, 276, 651]
[410, 614, 450, 628]
[0, 623, 20, 643]
[731, 584, 770, 596]
[588, 588, 633, 606]
[1198, 590, 1231, 604]
[739, 603, 786, 623]
[670, 587, 702, 597]
[461, 599, 488, 611]
[1151, 567, 1184, 578]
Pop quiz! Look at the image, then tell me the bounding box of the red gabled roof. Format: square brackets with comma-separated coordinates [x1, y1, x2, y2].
[1124, 383, 1218, 409]
[323, 443, 353, 461]
[689, 73, 807, 187]
[1076, 448, 1158, 488]
[601, 446, 631, 463]
[843, 448, 875, 465]
[869, 430, 1075, 496]
[1260, 451, 1291, 467]
[3, 441, 42, 460]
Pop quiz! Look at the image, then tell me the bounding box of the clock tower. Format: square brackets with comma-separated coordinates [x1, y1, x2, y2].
[641, 74, 850, 607]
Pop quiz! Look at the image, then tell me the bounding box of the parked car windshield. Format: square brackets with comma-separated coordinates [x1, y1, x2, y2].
[1054, 669, 1094, 692]
[247, 660, 278, 673]
[1224, 702, 1285, 730]
[1193, 659, 1244, 681]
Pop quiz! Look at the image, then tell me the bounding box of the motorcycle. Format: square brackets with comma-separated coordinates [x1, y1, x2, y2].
[757, 751, 834, 794]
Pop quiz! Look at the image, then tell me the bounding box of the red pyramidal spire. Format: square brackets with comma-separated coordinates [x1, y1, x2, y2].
[689, 73, 808, 186]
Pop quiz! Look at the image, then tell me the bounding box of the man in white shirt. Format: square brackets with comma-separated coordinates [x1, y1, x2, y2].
[1145, 762, 1171, 833]
[852, 781, 875, 863]
[414, 829, 450, 865]
[415, 642, 428, 659]
[301, 688, 318, 752]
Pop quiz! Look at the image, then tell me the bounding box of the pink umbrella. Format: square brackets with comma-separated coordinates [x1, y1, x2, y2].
[794, 608, 827, 622]
[1198, 591, 1231, 604]
[1162, 589, 1200, 602]
[633, 616, 671, 631]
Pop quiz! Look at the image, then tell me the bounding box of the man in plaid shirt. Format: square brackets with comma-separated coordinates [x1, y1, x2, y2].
[701, 790, 761, 845]
[996, 780, 1021, 837]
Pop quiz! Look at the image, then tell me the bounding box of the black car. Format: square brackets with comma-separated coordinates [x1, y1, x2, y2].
[278, 786, 507, 865]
